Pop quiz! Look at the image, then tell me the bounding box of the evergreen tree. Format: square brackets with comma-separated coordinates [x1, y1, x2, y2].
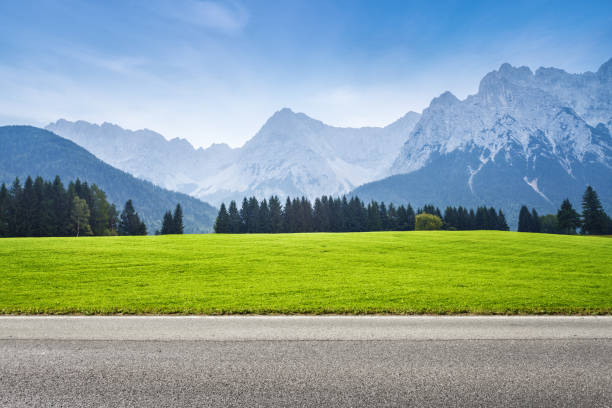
[387, 203, 398, 230]
[173, 204, 184, 234]
[161, 211, 174, 234]
[240, 198, 249, 233]
[581, 186, 607, 235]
[8, 178, 23, 236]
[406, 204, 416, 231]
[246, 197, 259, 233]
[118, 199, 147, 236]
[313, 198, 324, 232]
[70, 196, 92, 237]
[214, 204, 229, 233]
[367, 201, 382, 231]
[379, 202, 389, 230]
[531, 208, 541, 233]
[283, 197, 295, 233]
[258, 199, 271, 233]
[228, 200, 242, 233]
[0, 183, 9, 237]
[557, 199, 581, 234]
[518, 206, 532, 232]
[497, 209, 509, 231]
[21, 176, 37, 236]
[51, 176, 70, 236]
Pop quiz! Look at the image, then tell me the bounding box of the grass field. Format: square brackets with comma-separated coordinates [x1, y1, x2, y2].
[1, 231, 611, 315]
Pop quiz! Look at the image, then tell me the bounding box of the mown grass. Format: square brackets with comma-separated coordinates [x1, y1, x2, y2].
[0, 231, 611, 315]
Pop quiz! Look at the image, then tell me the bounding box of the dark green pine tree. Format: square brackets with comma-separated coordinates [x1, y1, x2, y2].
[21, 176, 37, 236]
[173, 203, 184, 234]
[557, 198, 581, 234]
[118, 199, 147, 235]
[406, 204, 416, 231]
[258, 199, 271, 233]
[268, 196, 283, 233]
[497, 209, 509, 231]
[161, 210, 174, 234]
[214, 203, 230, 233]
[379, 202, 389, 230]
[0, 183, 9, 237]
[518, 205, 532, 232]
[312, 198, 324, 232]
[531, 209, 541, 233]
[581, 186, 607, 235]
[51, 176, 70, 236]
[239, 198, 249, 233]
[367, 201, 382, 231]
[227, 200, 242, 233]
[246, 197, 259, 233]
[283, 197, 294, 233]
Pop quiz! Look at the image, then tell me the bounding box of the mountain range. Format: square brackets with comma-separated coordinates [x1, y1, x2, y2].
[12, 57, 612, 229]
[356, 58, 612, 224]
[0, 126, 217, 233]
[47, 110, 421, 205]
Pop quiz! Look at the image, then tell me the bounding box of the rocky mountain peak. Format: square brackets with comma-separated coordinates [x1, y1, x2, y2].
[597, 57, 612, 80]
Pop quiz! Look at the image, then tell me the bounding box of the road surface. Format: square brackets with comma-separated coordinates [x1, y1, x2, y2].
[1, 316, 611, 407]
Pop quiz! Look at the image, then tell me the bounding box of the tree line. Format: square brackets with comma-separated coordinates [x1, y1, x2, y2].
[518, 186, 612, 235]
[0, 176, 151, 237]
[214, 195, 509, 233]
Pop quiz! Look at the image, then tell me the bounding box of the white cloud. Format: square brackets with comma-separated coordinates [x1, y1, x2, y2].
[160, 0, 248, 34]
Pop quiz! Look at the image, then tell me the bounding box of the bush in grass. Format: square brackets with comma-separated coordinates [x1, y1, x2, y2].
[415, 213, 442, 230]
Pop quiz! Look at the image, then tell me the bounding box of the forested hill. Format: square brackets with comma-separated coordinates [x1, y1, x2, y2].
[0, 126, 217, 233]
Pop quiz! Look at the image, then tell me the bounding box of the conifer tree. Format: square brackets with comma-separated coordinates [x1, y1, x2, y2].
[161, 211, 174, 234]
[283, 197, 294, 233]
[581, 186, 607, 235]
[367, 201, 382, 231]
[118, 199, 147, 235]
[228, 200, 242, 233]
[0, 183, 9, 237]
[240, 198, 250, 233]
[214, 203, 229, 233]
[531, 208, 541, 233]
[173, 203, 184, 234]
[406, 204, 416, 231]
[557, 199, 581, 234]
[518, 205, 532, 232]
[497, 209, 509, 231]
[258, 199, 271, 233]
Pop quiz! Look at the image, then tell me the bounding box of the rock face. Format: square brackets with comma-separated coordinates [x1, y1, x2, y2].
[355, 58, 612, 225]
[192, 109, 420, 204]
[45, 120, 238, 196]
[47, 110, 420, 205]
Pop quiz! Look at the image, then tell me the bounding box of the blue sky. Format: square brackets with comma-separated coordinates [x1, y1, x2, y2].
[1, 0, 611, 147]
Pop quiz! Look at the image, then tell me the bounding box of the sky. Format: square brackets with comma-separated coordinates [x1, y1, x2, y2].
[0, 0, 611, 148]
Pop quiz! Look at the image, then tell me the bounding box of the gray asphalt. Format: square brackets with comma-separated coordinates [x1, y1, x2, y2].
[1, 317, 612, 407]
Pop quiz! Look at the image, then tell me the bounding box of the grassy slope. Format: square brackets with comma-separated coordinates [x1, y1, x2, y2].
[1, 231, 611, 315]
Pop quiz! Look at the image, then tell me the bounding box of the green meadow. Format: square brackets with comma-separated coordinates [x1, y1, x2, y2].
[1, 231, 611, 315]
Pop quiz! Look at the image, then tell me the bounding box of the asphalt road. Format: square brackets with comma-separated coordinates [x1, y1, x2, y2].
[1, 316, 612, 407]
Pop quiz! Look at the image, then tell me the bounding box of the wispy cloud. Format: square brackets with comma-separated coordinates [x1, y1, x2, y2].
[159, 0, 248, 34]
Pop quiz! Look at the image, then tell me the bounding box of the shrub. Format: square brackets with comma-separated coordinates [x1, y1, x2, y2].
[415, 213, 443, 230]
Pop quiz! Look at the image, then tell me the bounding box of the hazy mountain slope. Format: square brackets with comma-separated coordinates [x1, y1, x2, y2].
[45, 120, 237, 195]
[354, 58, 612, 226]
[48, 111, 420, 206]
[0, 126, 217, 233]
[193, 108, 420, 204]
